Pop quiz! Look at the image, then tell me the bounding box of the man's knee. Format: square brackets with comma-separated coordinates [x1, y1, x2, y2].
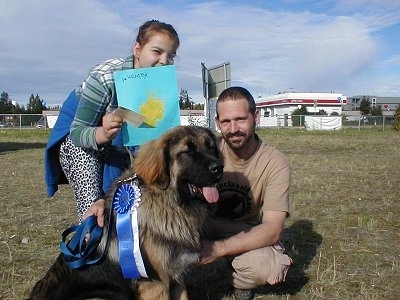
[232, 245, 292, 288]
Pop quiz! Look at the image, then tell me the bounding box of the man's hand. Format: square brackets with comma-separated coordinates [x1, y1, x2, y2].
[200, 240, 225, 265]
[82, 199, 106, 227]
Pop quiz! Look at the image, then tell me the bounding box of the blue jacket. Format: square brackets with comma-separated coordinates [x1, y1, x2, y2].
[44, 90, 127, 197]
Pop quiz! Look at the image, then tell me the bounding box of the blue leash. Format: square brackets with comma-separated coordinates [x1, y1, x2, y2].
[59, 175, 147, 278]
[60, 210, 111, 269]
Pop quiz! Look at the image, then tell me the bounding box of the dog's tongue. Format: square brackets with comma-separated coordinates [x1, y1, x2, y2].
[202, 186, 219, 203]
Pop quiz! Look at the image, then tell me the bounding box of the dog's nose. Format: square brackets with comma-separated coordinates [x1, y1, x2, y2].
[209, 162, 223, 174]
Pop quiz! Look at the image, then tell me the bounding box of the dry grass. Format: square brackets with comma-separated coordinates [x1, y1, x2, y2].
[0, 128, 399, 299]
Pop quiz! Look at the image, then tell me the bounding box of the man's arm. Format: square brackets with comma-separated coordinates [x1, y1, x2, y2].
[200, 210, 287, 264]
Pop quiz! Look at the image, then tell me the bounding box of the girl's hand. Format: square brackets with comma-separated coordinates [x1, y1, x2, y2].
[96, 112, 123, 145]
[82, 199, 106, 228]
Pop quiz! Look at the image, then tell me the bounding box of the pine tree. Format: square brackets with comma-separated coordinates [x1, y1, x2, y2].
[360, 96, 371, 115]
[26, 94, 46, 114]
[0, 91, 14, 113]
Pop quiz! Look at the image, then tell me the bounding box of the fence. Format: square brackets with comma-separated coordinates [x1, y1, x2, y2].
[0, 114, 210, 130]
[259, 114, 396, 131]
[0, 114, 45, 129]
[0, 113, 396, 131]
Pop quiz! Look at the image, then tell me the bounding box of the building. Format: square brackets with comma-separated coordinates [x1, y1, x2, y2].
[255, 92, 347, 117]
[344, 95, 400, 112]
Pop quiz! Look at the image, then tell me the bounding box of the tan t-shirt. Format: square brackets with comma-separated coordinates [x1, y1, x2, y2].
[214, 135, 291, 224]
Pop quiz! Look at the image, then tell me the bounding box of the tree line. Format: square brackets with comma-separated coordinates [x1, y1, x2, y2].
[0, 89, 204, 114]
[0, 92, 50, 114]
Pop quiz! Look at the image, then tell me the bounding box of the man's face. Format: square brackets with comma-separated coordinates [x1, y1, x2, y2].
[216, 98, 257, 150]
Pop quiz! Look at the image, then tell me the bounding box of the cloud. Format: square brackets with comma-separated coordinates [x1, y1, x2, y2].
[0, 0, 131, 103]
[175, 4, 379, 96]
[381, 54, 400, 66]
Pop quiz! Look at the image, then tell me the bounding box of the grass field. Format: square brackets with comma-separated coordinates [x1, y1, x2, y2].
[0, 128, 399, 299]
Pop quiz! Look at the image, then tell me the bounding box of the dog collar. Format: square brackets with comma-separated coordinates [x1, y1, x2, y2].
[113, 175, 148, 279]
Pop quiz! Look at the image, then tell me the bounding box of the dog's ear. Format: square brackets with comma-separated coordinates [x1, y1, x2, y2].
[134, 138, 170, 189]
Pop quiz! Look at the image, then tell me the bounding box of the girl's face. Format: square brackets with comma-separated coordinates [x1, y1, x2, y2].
[133, 32, 177, 69]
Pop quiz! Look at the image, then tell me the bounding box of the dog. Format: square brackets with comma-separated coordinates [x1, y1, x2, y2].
[29, 125, 224, 300]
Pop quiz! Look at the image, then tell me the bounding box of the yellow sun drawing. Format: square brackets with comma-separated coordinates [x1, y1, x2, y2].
[139, 94, 165, 127]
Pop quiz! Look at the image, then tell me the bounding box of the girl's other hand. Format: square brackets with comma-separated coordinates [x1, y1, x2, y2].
[82, 199, 106, 228]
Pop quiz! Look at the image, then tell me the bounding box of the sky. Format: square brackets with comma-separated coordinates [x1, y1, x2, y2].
[1, 0, 399, 106]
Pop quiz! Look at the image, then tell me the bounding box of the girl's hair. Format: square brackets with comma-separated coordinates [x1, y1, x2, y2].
[136, 20, 180, 50]
[216, 86, 256, 117]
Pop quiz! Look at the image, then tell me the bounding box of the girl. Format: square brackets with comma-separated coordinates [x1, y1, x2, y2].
[45, 20, 180, 222]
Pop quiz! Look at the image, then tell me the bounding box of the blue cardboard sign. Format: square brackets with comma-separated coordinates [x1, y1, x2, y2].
[114, 65, 180, 146]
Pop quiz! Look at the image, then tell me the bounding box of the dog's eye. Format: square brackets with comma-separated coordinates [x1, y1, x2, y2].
[176, 150, 194, 161]
[177, 147, 195, 158]
[183, 148, 196, 155]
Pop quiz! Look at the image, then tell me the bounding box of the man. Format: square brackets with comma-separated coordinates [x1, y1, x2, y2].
[200, 86, 292, 300]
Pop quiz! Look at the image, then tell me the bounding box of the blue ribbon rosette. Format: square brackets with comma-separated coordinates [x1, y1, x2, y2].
[113, 183, 135, 214]
[113, 182, 141, 279]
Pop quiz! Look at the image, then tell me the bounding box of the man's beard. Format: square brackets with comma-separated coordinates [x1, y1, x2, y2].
[225, 131, 251, 150]
[224, 121, 256, 151]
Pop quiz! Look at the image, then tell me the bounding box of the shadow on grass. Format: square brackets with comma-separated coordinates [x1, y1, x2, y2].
[186, 219, 322, 299]
[0, 142, 47, 154]
[256, 219, 323, 296]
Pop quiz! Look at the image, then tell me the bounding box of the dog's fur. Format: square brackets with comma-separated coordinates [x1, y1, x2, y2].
[30, 125, 223, 300]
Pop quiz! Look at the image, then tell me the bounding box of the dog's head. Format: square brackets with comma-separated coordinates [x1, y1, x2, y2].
[134, 125, 223, 204]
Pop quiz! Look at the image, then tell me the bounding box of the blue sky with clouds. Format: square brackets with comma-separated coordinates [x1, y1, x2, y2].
[1, 0, 399, 106]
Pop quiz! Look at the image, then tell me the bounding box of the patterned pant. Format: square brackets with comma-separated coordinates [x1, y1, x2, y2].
[59, 136, 106, 222]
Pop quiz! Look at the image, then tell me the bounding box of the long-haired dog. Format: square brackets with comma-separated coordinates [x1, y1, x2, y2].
[30, 125, 223, 300]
